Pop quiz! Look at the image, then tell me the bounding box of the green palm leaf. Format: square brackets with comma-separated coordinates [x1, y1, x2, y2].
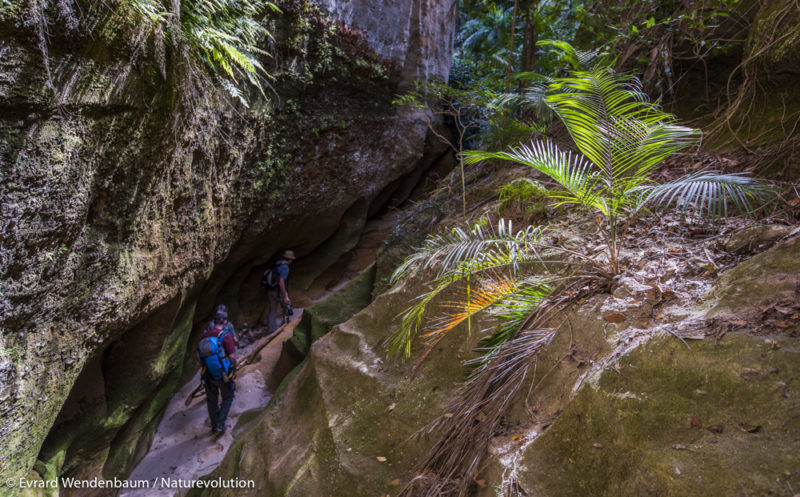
[463, 140, 608, 214]
[391, 220, 544, 282]
[477, 280, 552, 350]
[545, 67, 698, 184]
[641, 171, 774, 220]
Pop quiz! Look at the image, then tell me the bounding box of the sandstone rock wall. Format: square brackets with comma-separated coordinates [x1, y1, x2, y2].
[0, 0, 455, 487]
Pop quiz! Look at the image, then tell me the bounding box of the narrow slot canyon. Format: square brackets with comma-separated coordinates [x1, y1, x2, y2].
[3, 0, 800, 496]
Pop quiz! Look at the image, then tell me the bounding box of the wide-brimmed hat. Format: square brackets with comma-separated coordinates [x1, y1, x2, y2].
[282, 250, 297, 260]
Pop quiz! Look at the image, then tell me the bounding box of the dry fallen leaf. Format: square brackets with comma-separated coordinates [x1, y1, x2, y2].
[443, 413, 454, 418]
[655, 313, 664, 319]
[690, 416, 702, 428]
[672, 444, 687, 450]
[730, 320, 747, 327]
[592, 443, 603, 449]
[738, 423, 761, 433]
[475, 479, 486, 488]
[376, 456, 387, 462]
[389, 479, 402, 486]
[476, 412, 487, 422]
[386, 402, 396, 412]
[511, 434, 522, 441]
[604, 312, 626, 323]
[775, 321, 792, 329]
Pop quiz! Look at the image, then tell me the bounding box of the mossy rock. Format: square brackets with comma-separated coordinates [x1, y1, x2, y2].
[724, 224, 792, 254]
[287, 263, 376, 358]
[517, 334, 800, 496]
[705, 233, 800, 316]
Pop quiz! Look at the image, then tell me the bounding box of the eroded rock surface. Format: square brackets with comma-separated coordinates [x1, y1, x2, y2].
[198, 230, 800, 496]
[0, 0, 455, 487]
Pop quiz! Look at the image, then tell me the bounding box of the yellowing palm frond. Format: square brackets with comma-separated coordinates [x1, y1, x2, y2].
[422, 277, 519, 339]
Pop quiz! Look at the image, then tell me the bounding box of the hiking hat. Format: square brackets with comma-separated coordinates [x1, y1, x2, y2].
[282, 250, 297, 260]
[214, 310, 228, 323]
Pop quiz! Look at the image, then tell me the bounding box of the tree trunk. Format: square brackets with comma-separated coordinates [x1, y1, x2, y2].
[520, 0, 539, 88]
[505, 0, 519, 91]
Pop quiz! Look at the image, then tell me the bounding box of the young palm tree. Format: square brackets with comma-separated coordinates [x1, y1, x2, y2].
[464, 67, 773, 274]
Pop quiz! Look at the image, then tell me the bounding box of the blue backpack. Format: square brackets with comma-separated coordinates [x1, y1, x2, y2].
[198, 323, 231, 381]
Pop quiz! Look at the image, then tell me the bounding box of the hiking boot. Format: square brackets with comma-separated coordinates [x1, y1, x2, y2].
[213, 425, 225, 434]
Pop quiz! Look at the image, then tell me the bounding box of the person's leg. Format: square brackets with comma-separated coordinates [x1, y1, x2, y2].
[267, 291, 281, 333]
[203, 379, 221, 430]
[217, 380, 236, 431]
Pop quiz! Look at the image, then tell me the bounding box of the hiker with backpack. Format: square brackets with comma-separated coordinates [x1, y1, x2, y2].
[261, 249, 296, 333]
[207, 304, 238, 345]
[197, 308, 237, 434]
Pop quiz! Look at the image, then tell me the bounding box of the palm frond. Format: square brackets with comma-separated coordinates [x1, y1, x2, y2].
[477, 280, 552, 350]
[391, 220, 544, 283]
[463, 140, 609, 214]
[537, 39, 608, 70]
[389, 245, 546, 358]
[641, 170, 774, 220]
[491, 80, 555, 123]
[405, 275, 524, 376]
[423, 276, 520, 340]
[400, 327, 555, 497]
[545, 67, 698, 183]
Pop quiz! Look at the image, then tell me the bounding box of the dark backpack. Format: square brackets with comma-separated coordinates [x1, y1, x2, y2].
[261, 263, 282, 291]
[198, 323, 231, 381]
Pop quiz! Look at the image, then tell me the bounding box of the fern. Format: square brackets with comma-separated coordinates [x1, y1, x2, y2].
[124, 0, 280, 102]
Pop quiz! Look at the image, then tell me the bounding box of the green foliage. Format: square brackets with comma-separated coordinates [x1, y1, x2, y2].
[455, 0, 593, 86]
[536, 39, 610, 72]
[124, 0, 280, 103]
[388, 220, 547, 359]
[498, 177, 549, 220]
[465, 67, 773, 274]
[570, 0, 747, 97]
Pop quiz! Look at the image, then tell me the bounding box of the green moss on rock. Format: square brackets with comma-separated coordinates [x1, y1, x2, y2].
[705, 234, 800, 316]
[518, 334, 800, 497]
[288, 264, 376, 358]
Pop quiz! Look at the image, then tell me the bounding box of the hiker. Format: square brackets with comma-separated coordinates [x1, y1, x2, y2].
[197, 308, 236, 434]
[208, 304, 238, 345]
[262, 249, 296, 333]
